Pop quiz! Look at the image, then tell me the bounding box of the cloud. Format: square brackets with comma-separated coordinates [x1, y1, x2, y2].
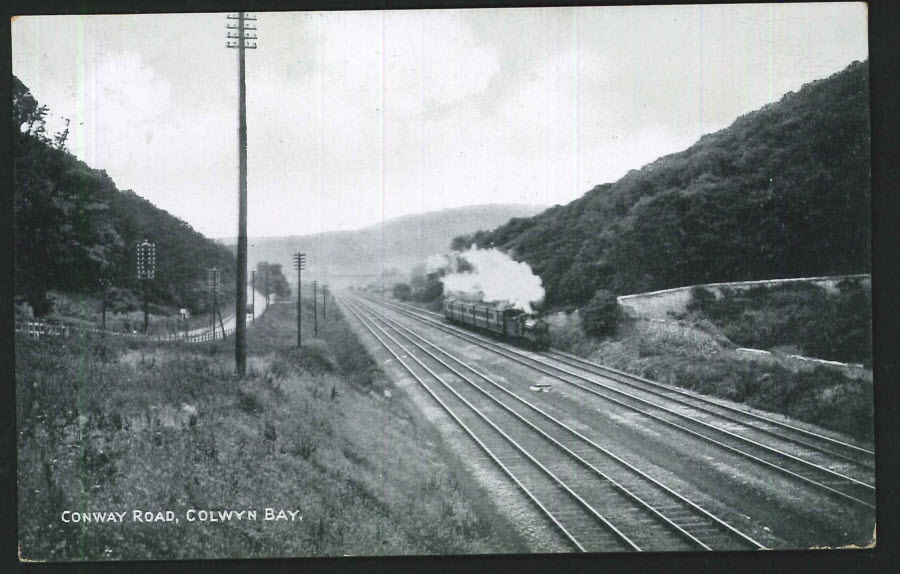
[11, 6, 868, 239]
[382, 11, 502, 117]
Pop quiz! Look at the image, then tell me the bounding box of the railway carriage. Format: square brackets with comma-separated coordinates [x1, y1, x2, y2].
[442, 298, 551, 350]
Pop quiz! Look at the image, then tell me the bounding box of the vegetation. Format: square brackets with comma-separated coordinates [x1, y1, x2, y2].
[13, 76, 236, 317]
[685, 279, 872, 366]
[581, 290, 621, 337]
[392, 282, 413, 302]
[17, 299, 524, 561]
[603, 343, 872, 442]
[548, 315, 872, 441]
[453, 61, 870, 306]
[255, 261, 291, 299]
[390, 266, 444, 310]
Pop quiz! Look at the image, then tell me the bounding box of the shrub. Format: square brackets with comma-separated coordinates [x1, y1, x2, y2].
[688, 281, 872, 364]
[686, 285, 716, 313]
[106, 286, 139, 313]
[392, 282, 413, 302]
[582, 290, 621, 337]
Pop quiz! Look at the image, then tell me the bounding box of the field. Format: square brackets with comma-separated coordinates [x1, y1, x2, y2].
[16, 297, 525, 561]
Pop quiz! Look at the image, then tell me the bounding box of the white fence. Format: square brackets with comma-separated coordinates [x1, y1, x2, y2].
[15, 320, 235, 344]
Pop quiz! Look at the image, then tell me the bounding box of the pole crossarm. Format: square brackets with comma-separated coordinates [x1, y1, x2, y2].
[226, 12, 258, 49]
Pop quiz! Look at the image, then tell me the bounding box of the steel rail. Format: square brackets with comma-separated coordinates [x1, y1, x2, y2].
[364, 295, 876, 478]
[382, 297, 874, 462]
[346, 299, 701, 551]
[340, 299, 640, 552]
[545, 348, 874, 463]
[356, 294, 875, 509]
[351, 297, 765, 551]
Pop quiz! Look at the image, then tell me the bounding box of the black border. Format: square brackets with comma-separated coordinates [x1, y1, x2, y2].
[2, 1, 896, 573]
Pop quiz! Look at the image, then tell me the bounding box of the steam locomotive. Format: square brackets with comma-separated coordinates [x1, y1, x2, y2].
[442, 298, 551, 351]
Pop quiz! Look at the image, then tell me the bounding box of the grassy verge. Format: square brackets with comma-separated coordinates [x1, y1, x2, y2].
[17, 299, 525, 561]
[29, 291, 196, 337]
[682, 280, 872, 366]
[548, 315, 873, 442]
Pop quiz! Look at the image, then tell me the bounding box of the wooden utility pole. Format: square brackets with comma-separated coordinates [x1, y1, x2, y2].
[251, 270, 256, 323]
[227, 12, 257, 376]
[265, 268, 270, 307]
[100, 278, 109, 329]
[313, 280, 318, 336]
[323, 284, 327, 320]
[293, 253, 305, 346]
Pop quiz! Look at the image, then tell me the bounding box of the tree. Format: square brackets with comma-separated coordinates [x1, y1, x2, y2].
[13, 75, 240, 316]
[443, 61, 870, 307]
[556, 265, 596, 305]
[13, 76, 122, 315]
[393, 283, 413, 301]
[582, 290, 621, 337]
[257, 262, 291, 299]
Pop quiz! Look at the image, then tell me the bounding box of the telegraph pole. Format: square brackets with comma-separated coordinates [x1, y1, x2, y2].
[313, 280, 318, 336]
[323, 284, 327, 320]
[265, 268, 270, 306]
[227, 12, 257, 376]
[100, 278, 110, 329]
[293, 253, 305, 346]
[251, 270, 256, 323]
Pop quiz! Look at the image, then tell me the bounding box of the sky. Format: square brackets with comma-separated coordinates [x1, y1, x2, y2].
[11, 3, 868, 239]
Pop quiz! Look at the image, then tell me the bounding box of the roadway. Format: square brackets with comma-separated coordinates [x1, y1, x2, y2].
[186, 289, 270, 336]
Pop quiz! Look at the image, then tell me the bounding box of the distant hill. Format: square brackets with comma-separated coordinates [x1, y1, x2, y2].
[222, 204, 548, 287]
[13, 76, 236, 316]
[453, 60, 871, 308]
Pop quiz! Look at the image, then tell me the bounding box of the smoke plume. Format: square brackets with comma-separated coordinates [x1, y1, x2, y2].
[426, 254, 450, 274]
[438, 246, 544, 313]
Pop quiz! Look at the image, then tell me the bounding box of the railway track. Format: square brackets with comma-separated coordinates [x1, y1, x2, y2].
[355, 294, 876, 510]
[362, 300, 874, 467]
[544, 348, 874, 466]
[341, 296, 765, 552]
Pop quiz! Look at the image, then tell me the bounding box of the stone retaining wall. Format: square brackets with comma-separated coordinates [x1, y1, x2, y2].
[616, 274, 870, 320]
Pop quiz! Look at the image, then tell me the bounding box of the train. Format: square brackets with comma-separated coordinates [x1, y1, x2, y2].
[442, 298, 551, 350]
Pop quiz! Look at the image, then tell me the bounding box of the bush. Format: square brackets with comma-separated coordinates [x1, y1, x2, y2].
[416, 280, 444, 303]
[688, 281, 871, 364]
[686, 285, 716, 313]
[393, 282, 413, 302]
[106, 286, 139, 313]
[582, 290, 621, 337]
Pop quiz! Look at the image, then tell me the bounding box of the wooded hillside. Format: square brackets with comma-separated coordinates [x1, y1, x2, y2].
[13, 76, 236, 316]
[453, 61, 870, 308]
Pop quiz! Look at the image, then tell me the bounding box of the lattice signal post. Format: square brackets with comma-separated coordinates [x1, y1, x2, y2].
[227, 11, 257, 376]
[293, 253, 306, 346]
[207, 268, 225, 340]
[136, 239, 156, 333]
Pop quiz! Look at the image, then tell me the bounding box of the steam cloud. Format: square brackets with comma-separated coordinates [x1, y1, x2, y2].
[437, 246, 545, 313]
[426, 254, 450, 274]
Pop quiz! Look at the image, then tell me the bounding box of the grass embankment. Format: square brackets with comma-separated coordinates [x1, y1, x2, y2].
[549, 314, 873, 442]
[29, 291, 200, 337]
[683, 280, 872, 366]
[17, 298, 525, 561]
